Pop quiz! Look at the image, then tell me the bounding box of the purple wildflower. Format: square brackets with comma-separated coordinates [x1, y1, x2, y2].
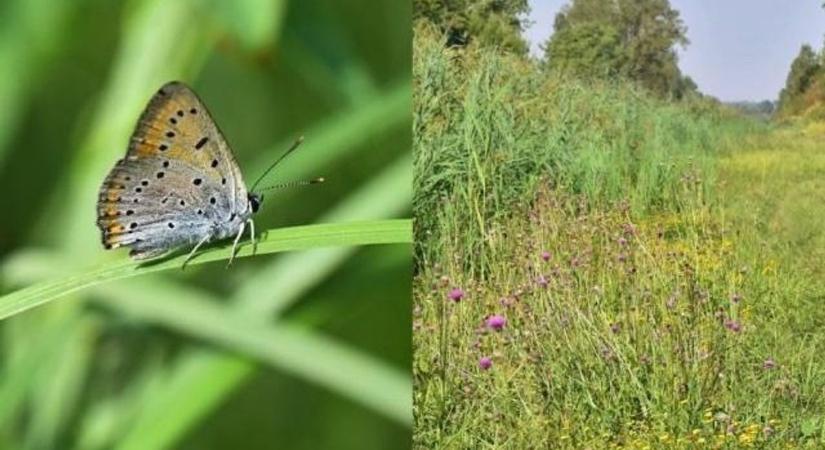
[479, 356, 492, 370]
[762, 357, 776, 370]
[448, 287, 464, 302]
[537, 275, 548, 288]
[724, 318, 742, 333]
[486, 315, 506, 331]
[623, 223, 637, 236]
[541, 251, 551, 262]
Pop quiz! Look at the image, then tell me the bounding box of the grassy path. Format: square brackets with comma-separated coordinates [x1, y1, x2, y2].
[719, 122, 825, 280]
[715, 122, 825, 445]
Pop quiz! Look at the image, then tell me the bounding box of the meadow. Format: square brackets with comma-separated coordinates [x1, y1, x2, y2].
[413, 24, 825, 449]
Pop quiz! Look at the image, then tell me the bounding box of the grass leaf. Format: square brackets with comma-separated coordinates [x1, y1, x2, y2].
[0, 219, 411, 322]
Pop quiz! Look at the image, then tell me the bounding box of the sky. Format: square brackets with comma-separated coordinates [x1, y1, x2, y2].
[524, 0, 825, 102]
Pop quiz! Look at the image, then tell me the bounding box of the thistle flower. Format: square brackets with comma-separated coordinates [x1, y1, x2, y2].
[479, 356, 492, 370]
[541, 251, 551, 262]
[486, 315, 506, 331]
[537, 275, 548, 288]
[724, 318, 741, 333]
[448, 287, 464, 302]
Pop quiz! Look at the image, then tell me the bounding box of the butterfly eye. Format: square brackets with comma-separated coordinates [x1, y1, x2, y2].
[248, 194, 261, 213]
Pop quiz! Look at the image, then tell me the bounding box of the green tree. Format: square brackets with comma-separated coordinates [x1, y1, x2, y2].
[545, 0, 689, 98]
[414, 0, 530, 54]
[778, 44, 821, 111]
[544, 22, 624, 79]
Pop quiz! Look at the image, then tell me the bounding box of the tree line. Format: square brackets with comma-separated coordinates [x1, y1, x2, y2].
[415, 1, 825, 115]
[414, 0, 699, 100]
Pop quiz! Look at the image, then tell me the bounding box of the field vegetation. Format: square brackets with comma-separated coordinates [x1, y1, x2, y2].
[413, 18, 825, 448]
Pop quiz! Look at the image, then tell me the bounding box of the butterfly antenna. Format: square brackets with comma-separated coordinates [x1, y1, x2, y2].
[259, 177, 325, 192]
[249, 136, 305, 193]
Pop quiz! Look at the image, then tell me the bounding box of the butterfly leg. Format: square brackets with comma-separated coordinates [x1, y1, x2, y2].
[182, 234, 211, 270]
[247, 218, 257, 256]
[227, 221, 247, 267]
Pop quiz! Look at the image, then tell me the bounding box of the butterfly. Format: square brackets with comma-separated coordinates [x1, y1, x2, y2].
[96, 81, 318, 267]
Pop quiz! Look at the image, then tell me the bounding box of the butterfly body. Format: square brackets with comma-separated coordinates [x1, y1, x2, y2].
[97, 81, 257, 262]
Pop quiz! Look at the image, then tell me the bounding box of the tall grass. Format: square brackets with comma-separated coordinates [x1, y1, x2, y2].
[414, 24, 755, 277]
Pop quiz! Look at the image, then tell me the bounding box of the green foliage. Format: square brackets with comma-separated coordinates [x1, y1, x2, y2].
[414, 24, 751, 276]
[413, 0, 529, 54]
[543, 22, 624, 79]
[777, 44, 824, 116]
[545, 0, 694, 99]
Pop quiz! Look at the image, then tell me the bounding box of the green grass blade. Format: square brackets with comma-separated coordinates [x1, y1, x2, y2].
[247, 80, 411, 181]
[0, 310, 81, 426]
[25, 311, 97, 449]
[95, 279, 411, 434]
[0, 0, 74, 170]
[207, 0, 287, 51]
[112, 350, 254, 450]
[0, 220, 411, 321]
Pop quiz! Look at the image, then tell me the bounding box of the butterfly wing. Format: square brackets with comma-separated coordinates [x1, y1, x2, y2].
[97, 81, 251, 258]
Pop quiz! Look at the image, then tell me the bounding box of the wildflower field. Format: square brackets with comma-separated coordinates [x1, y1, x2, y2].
[412, 26, 825, 449]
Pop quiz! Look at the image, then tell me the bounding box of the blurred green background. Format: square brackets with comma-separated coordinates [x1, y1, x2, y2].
[0, 0, 411, 449]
